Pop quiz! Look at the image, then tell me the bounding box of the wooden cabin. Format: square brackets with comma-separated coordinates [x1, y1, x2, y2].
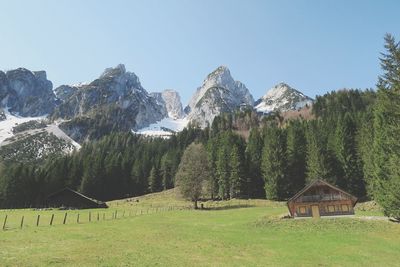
[47, 188, 108, 209]
[287, 180, 357, 218]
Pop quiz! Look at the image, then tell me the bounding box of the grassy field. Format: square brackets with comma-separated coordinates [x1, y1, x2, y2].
[1, 191, 398, 266]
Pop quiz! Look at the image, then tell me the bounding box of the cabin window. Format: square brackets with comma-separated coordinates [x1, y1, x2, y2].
[298, 206, 307, 214]
[328, 205, 335, 212]
[341, 204, 349, 212]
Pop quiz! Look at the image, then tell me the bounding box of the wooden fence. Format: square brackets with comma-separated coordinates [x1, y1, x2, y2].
[1, 199, 283, 231]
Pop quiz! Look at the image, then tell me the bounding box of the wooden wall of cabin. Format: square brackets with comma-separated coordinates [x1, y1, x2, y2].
[292, 199, 354, 217]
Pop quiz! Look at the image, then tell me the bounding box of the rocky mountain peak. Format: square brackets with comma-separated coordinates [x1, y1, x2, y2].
[255, 82, 313, 113]
[52, 64, 167, 142]
[185, 66, 254, 128]
[206, 65, 231, 81]
[100, 64, 126, 78]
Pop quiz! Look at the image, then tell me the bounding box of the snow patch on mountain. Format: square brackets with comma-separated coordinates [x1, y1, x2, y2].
[0, 109, 46, 144]
[0, 109, 80, 152]
[134, 117, 188, 138]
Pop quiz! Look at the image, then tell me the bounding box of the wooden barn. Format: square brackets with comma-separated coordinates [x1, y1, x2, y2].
[287, 180, 357, 218]
[47, 188, 108, 209]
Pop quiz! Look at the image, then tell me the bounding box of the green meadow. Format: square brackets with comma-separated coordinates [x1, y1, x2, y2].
[0, 191, 399, 267]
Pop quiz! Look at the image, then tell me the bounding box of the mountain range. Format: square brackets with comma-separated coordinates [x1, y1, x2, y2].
[0, 64, 313, 160]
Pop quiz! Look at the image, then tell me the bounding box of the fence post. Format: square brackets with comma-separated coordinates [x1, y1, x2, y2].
[103, 213, 105, 221]
[20, 216, 24, 229]
[63, 213, 67, 225]
[89, 212, 91, 222]
[123, 210, 125, 217]
[97, 213, 99, 221]
[50, 214, 54, 226]
[115, 210, 118, 219]
[77, 213, 80, 224]
[36, 214, 40, 227]
[2, 215, 7, 230]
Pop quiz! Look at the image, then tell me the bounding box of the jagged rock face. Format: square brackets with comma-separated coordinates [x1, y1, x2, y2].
[151, 89, 184, 119]
[185, 66, 254, 127]
[0, 68, 56, 116]
[149, 92, 168, 115]
[255, 83, 313, 113]
[54, 85, 78, 102]
[52, 64, 167, 141]
[0, 72, 8, 102]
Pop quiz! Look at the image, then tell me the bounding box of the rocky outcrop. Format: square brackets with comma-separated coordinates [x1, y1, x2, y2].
[151, 89, 184, 119]
[54, 85, 78, 102]
[185, 66, 254, 127]
[255, 82, 313, 113]
[0, 68, 56, 116]
[52, 64, 168, 141]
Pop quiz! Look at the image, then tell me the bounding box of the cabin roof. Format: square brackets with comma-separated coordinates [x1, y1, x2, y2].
[287, 179, 358, 204]
[47, 187, 106, 206]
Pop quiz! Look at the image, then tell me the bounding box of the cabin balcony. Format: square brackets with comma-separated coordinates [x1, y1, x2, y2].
[296, 194, 348, 202]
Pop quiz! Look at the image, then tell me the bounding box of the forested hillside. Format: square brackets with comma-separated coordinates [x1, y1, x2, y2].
[0, 34, 399, 219]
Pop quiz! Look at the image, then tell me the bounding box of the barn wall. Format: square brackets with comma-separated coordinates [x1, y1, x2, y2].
[292, 199, 354, 217]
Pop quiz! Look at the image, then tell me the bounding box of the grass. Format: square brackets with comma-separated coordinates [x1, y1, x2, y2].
[0, 193, 398, 266]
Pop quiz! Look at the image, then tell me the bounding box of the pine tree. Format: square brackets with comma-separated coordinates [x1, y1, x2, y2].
[229, 145, 242, 198]
[206, 138, 219, 199]
[286, 121, 307, 196]
[148, 165, 162, 193]
[261, 125, 287, 200]
[216, 145, 230, 199]
[305, 121, 333, 183]
[334, 113, 365, 196]
[131, 159, 145, 195]
[357, 111, 375, 196]
[160, 153, 172, 190]
[372, 34, 400, 219]
[245, 128, 264, 198]
[80, 155, 104, 199]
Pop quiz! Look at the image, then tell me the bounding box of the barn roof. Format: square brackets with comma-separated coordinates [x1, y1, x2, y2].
[287, 179, 358, 204]
[47, 187, 107, 206]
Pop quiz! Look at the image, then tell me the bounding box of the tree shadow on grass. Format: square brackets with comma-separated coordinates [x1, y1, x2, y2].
[199, 204, 256, 211]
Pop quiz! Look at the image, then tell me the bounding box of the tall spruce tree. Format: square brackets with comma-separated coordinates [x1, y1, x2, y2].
[148, 165, 162, 193]
[245, 128, 265, 198]
[372, 34, 400, 219]
[286, 120, 307, 196]
[229, 145, 242, 198]
[160, 153, 173, 190]
[206, 137, 219, 199]
[261, 125, 287, 200]
[216, 145, 230, 199]
[357, 111, 375, 196]
[334, 113, 365, 196]
[305, 121, 333, 183]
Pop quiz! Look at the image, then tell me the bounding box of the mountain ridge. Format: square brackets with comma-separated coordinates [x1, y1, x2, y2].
[0, 64, 314, 142]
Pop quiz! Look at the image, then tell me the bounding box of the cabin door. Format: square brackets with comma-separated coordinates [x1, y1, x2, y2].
[311, 205, 320, 218]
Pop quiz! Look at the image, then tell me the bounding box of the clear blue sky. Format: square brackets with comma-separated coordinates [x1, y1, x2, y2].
[1, 0, 399, 103]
